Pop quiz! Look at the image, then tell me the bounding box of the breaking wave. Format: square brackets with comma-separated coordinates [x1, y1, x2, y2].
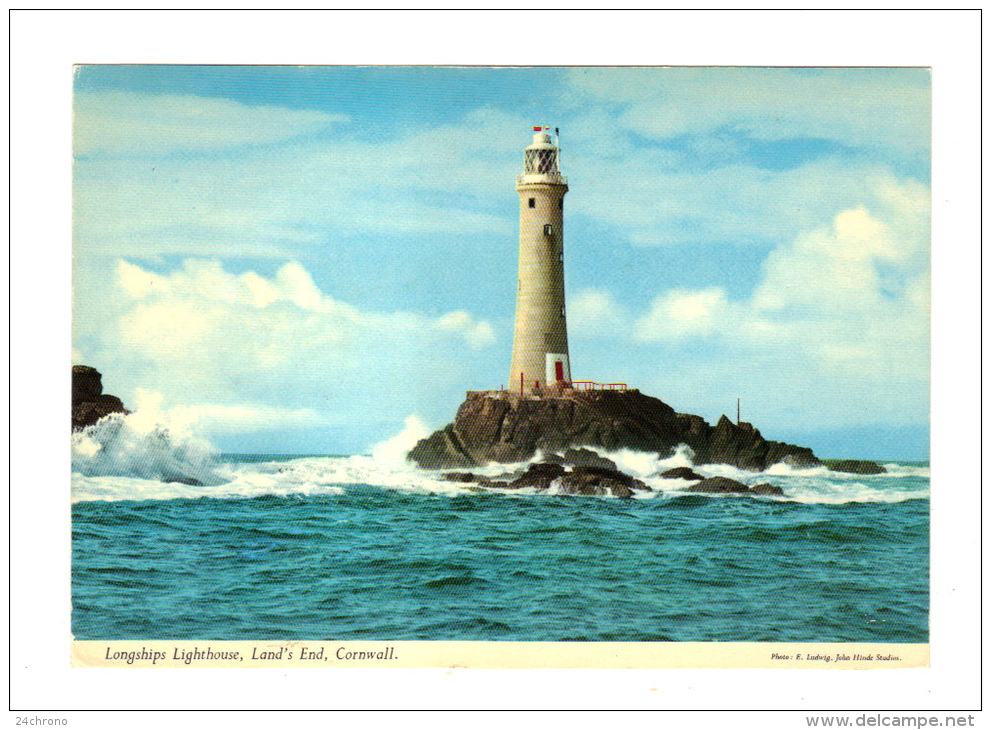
[72, 412, 224, 488]
[71, 416, 929, 506]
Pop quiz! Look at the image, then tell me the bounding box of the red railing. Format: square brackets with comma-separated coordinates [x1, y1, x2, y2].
[572, 381, 627, 391]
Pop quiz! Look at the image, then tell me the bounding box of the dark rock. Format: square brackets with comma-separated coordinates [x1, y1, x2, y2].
[660, 466, 704, 481]
[72, 365, 103, 401]
[827, 460, 886, 475]
[503, 461, 649, 499]
[72, 367, 129, 430]
[162, 473, 204, 487]
[687, 476, 751, 494]
[768, 443, 820, 469]
[507, 462, 566, 490]
[556, 477, 613, 497]
[701, 416, 767, 471]
[750, 483, 785, 496]
[559, 447, 617, 471]
[407, 424, 476, 468]
[442, 472, 491, 484]
[687, 478, 786, 497]
[408, 389, 819, 472]
[558, 465, 649, 499]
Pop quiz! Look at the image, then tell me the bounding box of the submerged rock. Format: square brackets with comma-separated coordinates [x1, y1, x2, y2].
[687, 477, 751, 494]
[497, 461, 651, 499]
[687, 477, 786, 498]
[558, 465, 650, 499]
[659, 466, 704, 481]
[162, 474, 205, 487]
[750, 483, 785, 496]
[827, 460, 886, 475]
[442, 472, 492, 484]
[72, 365, 129, 430]
[408, 389, 819, 472]
[544, 447, 618, 472]
[507, 463, 565, 490]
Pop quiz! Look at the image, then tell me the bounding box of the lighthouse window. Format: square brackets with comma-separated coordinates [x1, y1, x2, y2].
[544, 224, 553, 236]
[528, 198, 535, 208]
[558, 199, 563, 209]
[559, 251, 563, 262]
[538, 150, 555, 173]
[560, 306, 566, 318]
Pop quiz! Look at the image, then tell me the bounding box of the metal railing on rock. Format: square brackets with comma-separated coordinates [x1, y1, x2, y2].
[571, 381, 627, 391]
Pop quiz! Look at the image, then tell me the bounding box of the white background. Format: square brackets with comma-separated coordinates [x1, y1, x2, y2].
[8, 9, 982, 725]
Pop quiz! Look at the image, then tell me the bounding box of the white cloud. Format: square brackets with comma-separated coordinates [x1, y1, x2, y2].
[72, 77, 930, 267]
[567, 155, 920, 249]
[568, 288, 628, 336]
[435, 311, 496, 349]
[124, 388, 327, 439]
[110, 258, 496, 367]
[576, 176, 929, 427]
[563, 67, 930, 156]
[73, 257, 500, 443]
[72, 104, 520, 260]
[168, 402, 326, 433]
[68, 71, 931, 447]
[74, 90, 347, 154]
[635, 287, 734, 342]
[132, 387, 323, 430]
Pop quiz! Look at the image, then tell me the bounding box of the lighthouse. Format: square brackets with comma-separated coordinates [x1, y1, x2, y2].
[509, 129, 571, 393]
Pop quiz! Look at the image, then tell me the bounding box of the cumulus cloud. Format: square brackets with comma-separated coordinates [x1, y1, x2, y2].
[435, 311, 496, 349]
[111, 258, 496, 367]
[73, 258, 500, 448]
[635, 288, 735, 342]
[564, 288, 628, 337]
[576, 176, 929, 427]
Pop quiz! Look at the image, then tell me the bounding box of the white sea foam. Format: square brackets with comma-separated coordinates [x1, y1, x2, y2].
[369, 414, 432, 466]
[71, 411, 223, 487]
[881, 462, 931, 479]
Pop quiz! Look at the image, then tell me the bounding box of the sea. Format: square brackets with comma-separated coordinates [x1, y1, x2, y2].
[71, 413, 929, 643]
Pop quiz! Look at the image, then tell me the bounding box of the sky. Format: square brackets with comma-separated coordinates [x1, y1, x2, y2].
[71, 65, 931, 459]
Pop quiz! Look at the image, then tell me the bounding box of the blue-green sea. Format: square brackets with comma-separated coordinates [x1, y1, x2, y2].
[71, 415, 929, 642]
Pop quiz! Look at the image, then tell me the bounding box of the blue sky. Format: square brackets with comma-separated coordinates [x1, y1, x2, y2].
[72, 65, 931, 459]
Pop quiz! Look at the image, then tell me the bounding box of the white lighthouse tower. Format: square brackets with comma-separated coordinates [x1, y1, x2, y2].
[509, 129, 571, 393]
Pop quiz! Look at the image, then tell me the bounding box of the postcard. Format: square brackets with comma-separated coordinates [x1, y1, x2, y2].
[64, 63, 936, 673]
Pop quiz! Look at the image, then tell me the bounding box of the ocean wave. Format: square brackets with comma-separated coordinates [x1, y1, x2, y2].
[881, 462, 931, 479]
[72, 412, 224, 487]
[71, 418, 929, 506]
[72, 458, 928, 506]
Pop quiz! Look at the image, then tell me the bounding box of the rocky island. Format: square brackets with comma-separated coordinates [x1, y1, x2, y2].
[409, 388, 820, 472]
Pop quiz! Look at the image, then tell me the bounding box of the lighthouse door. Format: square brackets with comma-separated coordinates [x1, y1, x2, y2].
[546, 353, 570, 385]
